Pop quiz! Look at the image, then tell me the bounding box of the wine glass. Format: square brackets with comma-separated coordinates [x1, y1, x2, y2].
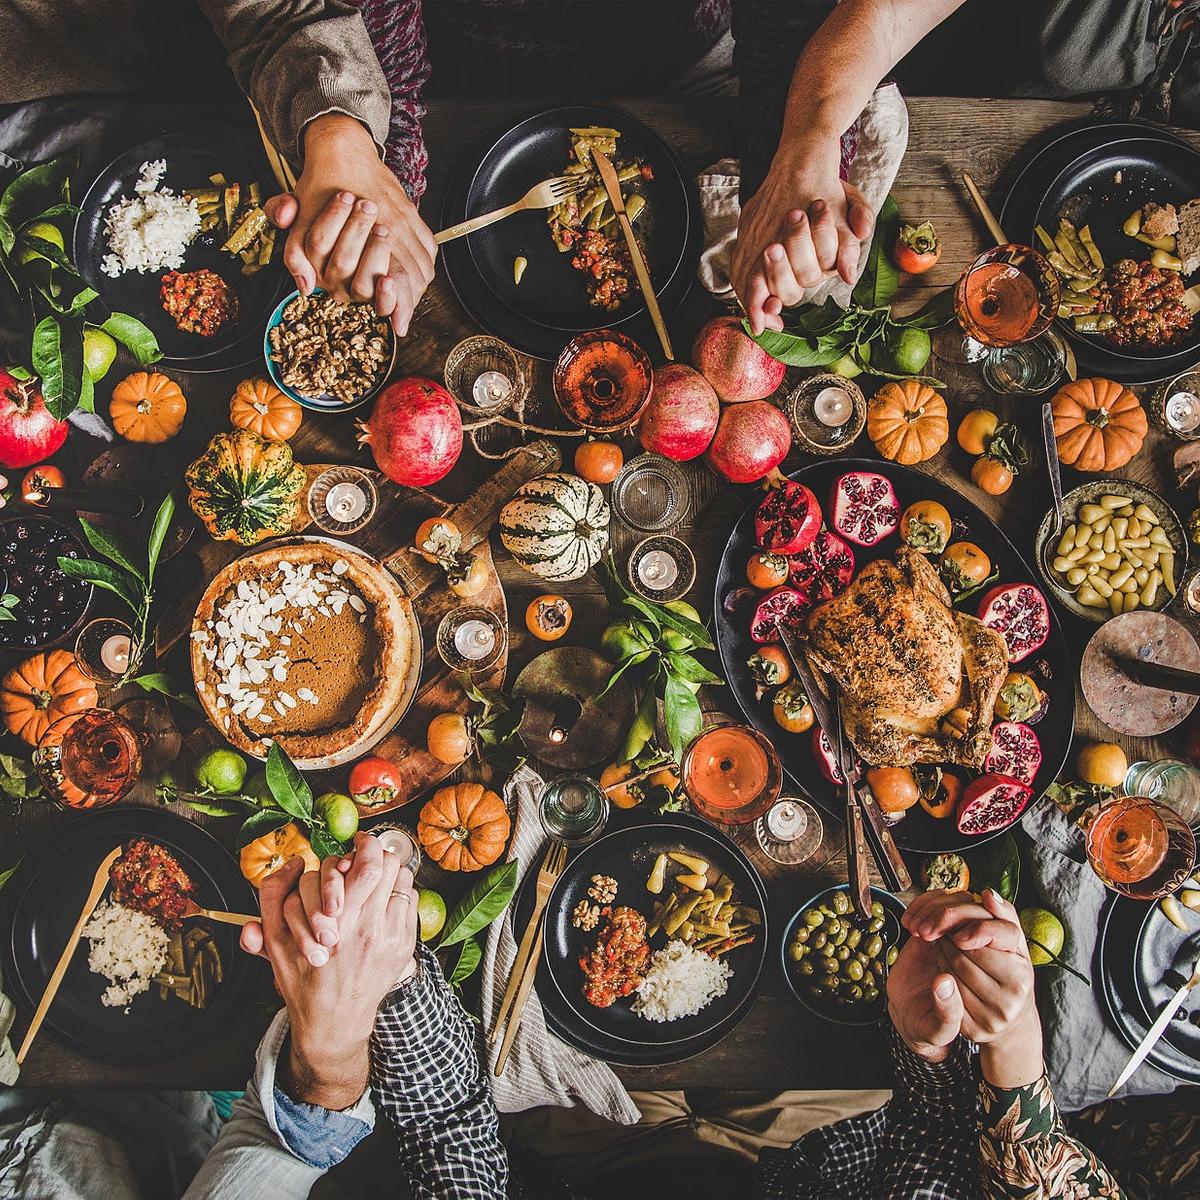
[1084, 793, 1197, 900]
[34, 708, 142, 809]
[682, 723, 782, 825]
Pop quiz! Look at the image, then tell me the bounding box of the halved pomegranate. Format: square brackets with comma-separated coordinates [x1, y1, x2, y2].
[977, 583, 1050, 664]
[788, 530, 856, 603]
[755, 481, 822, 555]
[829, 471, 900, 547]
[811, 725, 861, 786]
[955, 772, 1034, 836]
[982, 721, 1042, 785]
[749, 585, 808, 644]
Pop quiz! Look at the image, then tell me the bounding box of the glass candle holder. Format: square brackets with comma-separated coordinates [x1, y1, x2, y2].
[34, 707, 142, 809]
[436, 606, 507, 672]
[786, 374, 865, 456]
[307, 466, 378, 536]
[553, 329, 653, 433]
[755, 795, 823, 866]
[443, 335, 527, 414]
[610, 453, 690, 532]
[74, 617, 140, 685]
[1151, 371, 1200, 440]
[628, 535, 696, 602]
[368, 822, 422, 877]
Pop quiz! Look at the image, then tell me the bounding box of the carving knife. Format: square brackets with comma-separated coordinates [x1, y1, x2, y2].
[1108, 959, 1200, 1096]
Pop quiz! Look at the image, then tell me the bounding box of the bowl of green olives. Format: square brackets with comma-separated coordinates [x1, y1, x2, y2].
[781, 886, 907, 1025]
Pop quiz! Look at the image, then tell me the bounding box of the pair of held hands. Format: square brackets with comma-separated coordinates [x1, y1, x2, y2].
[274, 115, 874, 339]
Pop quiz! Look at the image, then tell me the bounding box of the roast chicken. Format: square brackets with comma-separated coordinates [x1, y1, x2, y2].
[805, 547, 1009, 768]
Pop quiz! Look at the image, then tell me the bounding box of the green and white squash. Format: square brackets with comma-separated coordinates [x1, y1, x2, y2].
[499, 472, 610, 582]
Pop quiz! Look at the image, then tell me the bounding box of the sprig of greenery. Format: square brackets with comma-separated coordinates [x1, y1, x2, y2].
[0, 593, 18, 623]
[433, 859, 518, 993]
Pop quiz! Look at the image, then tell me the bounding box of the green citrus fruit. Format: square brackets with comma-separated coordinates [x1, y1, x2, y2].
[194, 748, 248, 795]
[831, 352, 864, 379]
[82, 328, 118, 381]
[315, 792, 360, 843]
[1019, 907, 1065, 967]
[662, 599, 702, 652]
[242, 771, 273, 804]
[16, 221, 64, 266]
[885, 327, 932, 375]
[416, 889, 447, 942]
[600, 620, 651, 664]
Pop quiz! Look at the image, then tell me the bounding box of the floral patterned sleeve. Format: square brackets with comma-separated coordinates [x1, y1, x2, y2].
[978, 1073, 1127, 1199]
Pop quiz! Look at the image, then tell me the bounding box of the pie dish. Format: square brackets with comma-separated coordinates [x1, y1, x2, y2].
[190, 540, 419, 766]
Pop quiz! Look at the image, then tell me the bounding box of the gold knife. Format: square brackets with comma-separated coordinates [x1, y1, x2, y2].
[590, 150, 674, 361]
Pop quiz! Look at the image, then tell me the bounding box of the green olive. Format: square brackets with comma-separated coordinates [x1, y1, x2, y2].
[803, 909, 824, 928]
[811, 930, 827, 950]
[818, 975, 839, 992]
[864, 934, 883, 959]
[886, 945, 899, 967]
[862, 970, 877, 990]
[832, 891, 851, 915]
[845, 928, 862, 949]
[863, 986, 879, 1002]
[825, 917, 842, 939]
[829, 927, 848, 947]
[842, 983, 863, 1002]
[871, 901, 885, 919]
[835, 945, 851, 962]
[846, 959, 864, 981]
[794, 927, 810, 945]
[799, 959, 815, 977]
[867, 917, 885, 934]
[788, 942, 804, 962]
[820, 956, 838, 974]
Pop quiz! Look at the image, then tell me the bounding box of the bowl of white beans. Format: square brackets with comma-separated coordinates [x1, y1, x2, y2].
[1035, 481, 1188, 623]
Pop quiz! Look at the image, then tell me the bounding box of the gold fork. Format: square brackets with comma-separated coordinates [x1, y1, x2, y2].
[488, 840, 568, 1047]
[435, 176, 589, 246]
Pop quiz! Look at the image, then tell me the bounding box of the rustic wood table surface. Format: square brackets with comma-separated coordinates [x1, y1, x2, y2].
[6, 95, 1198, 1092]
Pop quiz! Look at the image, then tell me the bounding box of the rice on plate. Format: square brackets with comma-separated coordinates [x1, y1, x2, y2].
[632, 939, 732, 1023]
[101, 159, 200, 278]
[82, 898, 169, 1009]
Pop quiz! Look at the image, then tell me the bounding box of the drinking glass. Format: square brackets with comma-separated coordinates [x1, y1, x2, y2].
[1084, 794, 1197, 900]
[610, 454, 691, 532]
[980, 328, 1067, 396]
[682, 724, 782, 825]
[34, 708, 142, 809]
[538, 773, 609, 845]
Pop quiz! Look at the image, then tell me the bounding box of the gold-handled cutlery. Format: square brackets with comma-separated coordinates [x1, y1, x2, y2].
[495, 924, 545, 1077]
[435, 176, 589, 246]
[179, 899, 258, 927]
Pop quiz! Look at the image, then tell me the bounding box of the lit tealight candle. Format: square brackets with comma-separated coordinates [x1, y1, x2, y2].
[813, 386, 853, 428]
[99, 633, 131, 675]
[324, 481, 369, 523]
[472, 370, 512, 408]
[767, 800, 806, 841]
[454, 618, 496, 661]
[376, 827, 414, 859]
[637, 549, 679, 591]
[1165, 390, 1200, 435]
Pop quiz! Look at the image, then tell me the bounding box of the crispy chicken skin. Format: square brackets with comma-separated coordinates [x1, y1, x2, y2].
[805, 547, 1009, 768]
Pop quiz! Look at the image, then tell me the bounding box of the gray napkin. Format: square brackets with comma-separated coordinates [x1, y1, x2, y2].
[1020, 800, 1179, 1111]
[0, 981, 17, 1085]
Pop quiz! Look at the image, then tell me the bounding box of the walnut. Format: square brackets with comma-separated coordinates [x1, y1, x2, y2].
[571, 901, 600, 931]
[588, 874, 618, 905]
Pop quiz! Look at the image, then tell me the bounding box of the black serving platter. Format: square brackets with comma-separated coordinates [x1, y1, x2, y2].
[510, 814, 767, 1066]
[74, 128, 288, 370]
[713, 459, 1075, 856]
[0, 807, 259, 1063]
[440, 105, 700, 359]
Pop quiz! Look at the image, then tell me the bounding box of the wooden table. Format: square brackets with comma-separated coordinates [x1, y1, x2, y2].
[6, 95, 1198, 1092]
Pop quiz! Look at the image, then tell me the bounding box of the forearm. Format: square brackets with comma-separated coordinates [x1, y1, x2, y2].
[979, 1009, 1045, 1090]
[279, 1033, 370, 1114]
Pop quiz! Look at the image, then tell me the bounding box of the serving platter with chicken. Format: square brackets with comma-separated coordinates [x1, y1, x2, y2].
[715, 459, 1075, 854]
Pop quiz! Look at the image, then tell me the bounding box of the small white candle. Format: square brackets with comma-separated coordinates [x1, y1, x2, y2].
[1165, 390, 1200, 434]
[376, 828, 414, 859]
[472, 370, 512, 408]
[99, 633, 131, 674]
[454, 618, 496, 660]
[324, 481, 368, 522]
[767, 800, 806, 841]
[637, 549, 679, 591]
[813, 386, 853, 428]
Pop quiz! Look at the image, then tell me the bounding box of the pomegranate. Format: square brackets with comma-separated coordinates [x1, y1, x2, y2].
[788, 531, 856, 604]
[811, 726, 861, 786]
[749, 585, 807, 644]
[692, 315, 786, 403]
[0, 371, 68, 469]
[955, 772, 1034, 836]
[829, 471, 900, 547]
[977, 583, 1050, 664]
[639, 363, 719, 461]
[705, 400, 792, 484]
[755, 480, 821, 554]
[982, 721, 1042, 785]
[356, 377, 462, 487]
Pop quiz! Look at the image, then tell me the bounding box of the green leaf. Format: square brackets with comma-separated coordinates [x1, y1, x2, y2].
[20, 203, 79, 224]
[146, 489, 177, 581]
[624, 594, 713, 651]
[0, 861, 20, 891]
[56, 555, 142, 613]
[15, 234, 78, 274]
[666, 652, 723, 686]
[448, 937, 482, 987]
[851, 193, 900, 310]
[130, 672, 203, 713]
[748, 327, 847, 368]
[31, 313, 84, 417]
[78, 518, 145, 581]
[593, 653, 643, 702]
[100, 312, 163, 365]
[895, 286, 957, 331]
[0, 215, 13, 256]
[237, 808, 291, 849]
[265, 741, 313, 820]
[779, 297, 855, 337]
[180, 797, 245, 818]
[77, 364, 94, 414]
[963, 832, 1021, 902]
[620, 596, 661, 636]
[436, 859, 518, 949]
[307, 823, 346, 860]
[0, 752, 41, 800]
[663, 674, 702, 764]
[0, 155, 74, 229]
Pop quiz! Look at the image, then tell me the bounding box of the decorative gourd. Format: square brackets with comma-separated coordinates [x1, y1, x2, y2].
[239, 821, 320, 888]
[867, 381, 948, 465]
[1051, 378, 1147, 472]
[418, 782, 511, 871]
[185, 429, 306, 546]
[0, 650, 97, 746]
[109, 372, 187, 443]
[499, 472, 610, 582]
[230, 377, 302, 442]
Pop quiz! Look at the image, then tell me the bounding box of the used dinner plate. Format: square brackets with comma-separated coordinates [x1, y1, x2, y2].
[74, 127, 288, 370]
[713, 458, 1076, 856]
[440, 104, 700, 359]
[0, 807, 259, 1063]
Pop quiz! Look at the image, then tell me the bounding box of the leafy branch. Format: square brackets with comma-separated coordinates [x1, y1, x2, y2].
[433, 859, 518, 993]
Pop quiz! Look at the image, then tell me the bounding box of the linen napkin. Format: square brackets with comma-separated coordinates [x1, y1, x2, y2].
[480, 763, 641, 1124]
[696, 83, 910, 304]
[1019, 800, 1179, 1111]
[0, 978, 18, 1085]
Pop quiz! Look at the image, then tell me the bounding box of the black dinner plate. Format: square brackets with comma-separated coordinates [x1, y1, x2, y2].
[1097, 889, 1200, 1086]
[74, 128, 288, 369]
[713, 459, 1076, 856]
[440, 105, 700, 359]
[0, 807, 259, 1063]
[510, 814, 768, 1066]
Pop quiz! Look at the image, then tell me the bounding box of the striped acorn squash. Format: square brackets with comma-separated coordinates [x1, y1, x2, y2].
[499, 472, 610, 582]
[185, 429, 307, 546]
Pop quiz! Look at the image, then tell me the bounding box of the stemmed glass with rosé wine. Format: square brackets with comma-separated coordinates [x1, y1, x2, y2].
[682, 723, 782, 826]
[33, 708, 142, 809]
[1084, 793, 1197, 901]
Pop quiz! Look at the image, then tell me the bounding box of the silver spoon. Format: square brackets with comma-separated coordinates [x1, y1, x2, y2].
[1040, 400, 1065, 579]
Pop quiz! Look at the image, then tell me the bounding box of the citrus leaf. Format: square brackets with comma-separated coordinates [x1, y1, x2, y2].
[56, 555, 141, 613]
[666, 652, 723, 685]
[78, 517, 144, 581]
[265, 741, 312, 820]
[448, 937, 482, 987]
[100, 312, 162, 365]
[237, 808, 291, 849]
[146, 488, 177, 581]
[307, 823, 346, 860]
[129, 671, 203, 713]
[748, 327, 847, 368]
[180, 798, 244, 818]
[852, 193, 900, 309]
[663, 673, 702, 764]
[895, 286, 957, 330]
[15, 234, 78, 274]
[31, 314, 83, 417]
[963, 831, 1020, 902]
[436, 859, 518, 949]
[0, 154, 73, 229]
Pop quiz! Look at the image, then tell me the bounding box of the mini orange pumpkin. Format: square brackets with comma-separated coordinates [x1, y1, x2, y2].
[110, 371, 187, 443]
[0, 650, 97, 746]
[230, 377, 302, 442]
[1051, 377, 1147, 472]
[867, 380, 949, 465]
[417, 782, 511, 871]
[239, 821, 320, 888]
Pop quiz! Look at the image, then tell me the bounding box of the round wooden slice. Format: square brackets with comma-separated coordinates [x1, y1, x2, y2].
[81, 444, 195, 560]
[1081, 611, 1200, 736]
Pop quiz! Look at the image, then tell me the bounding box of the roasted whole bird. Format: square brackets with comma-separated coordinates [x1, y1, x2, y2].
[805, 547, 1009, 768]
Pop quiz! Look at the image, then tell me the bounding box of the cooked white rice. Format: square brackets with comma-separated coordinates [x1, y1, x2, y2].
[632, 939, 732, 1023]
[100, 159, 199, 278]
[82, 899, 169, 1009]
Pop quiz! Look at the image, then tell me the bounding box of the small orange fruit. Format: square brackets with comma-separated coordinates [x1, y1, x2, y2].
[574, 440, 624, 484]
[526, 594, 573, 641]
[866, 766, 920, 814]
[600, 762, 642, 808]
[746, 550, 790, 590]
[1076, 742, 1128, 789]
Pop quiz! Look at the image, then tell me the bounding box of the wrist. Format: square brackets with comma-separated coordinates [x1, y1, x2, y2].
[303, 113, 379, 162]
[280, 1032, 369, 1112]
[888, 1005, 953, 1063]
[979, 1007, 1044, 1090]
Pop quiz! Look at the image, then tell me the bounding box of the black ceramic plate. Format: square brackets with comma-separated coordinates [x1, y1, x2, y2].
[510, 814, 768, 1065]
[1097, 890, 1200, 1086]
[1132, 889, 1200, 1070]
[0, 807, 259, 1063]
[713, 459, 1076, 855]
[440, 105, 700, 359]
[74, 129, 287, 369]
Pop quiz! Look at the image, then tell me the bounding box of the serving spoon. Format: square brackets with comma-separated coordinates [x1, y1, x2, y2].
[1039, 400, 1065, 580]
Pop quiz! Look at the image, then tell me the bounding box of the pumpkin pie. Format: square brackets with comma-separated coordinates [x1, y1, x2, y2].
[191, 542, 417, 764]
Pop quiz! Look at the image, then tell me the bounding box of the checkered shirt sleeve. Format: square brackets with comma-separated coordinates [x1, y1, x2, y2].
[370, 946, 508, 1199]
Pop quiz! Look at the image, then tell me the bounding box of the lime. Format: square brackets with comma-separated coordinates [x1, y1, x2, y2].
[830, 352, 863, 379]
[82, 328, 117, 381]
[416, 889, 447, 942]
[1019, 907, 1065, 968]
[242, 771, 273, 804]
[194, 748, 248, 795]
[315, 792, 360, 843]
[885, 327, 931, 375]
[16, 221, 64, 266]
[599, 620, 650, 664]
[662, 599, 701, 652]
